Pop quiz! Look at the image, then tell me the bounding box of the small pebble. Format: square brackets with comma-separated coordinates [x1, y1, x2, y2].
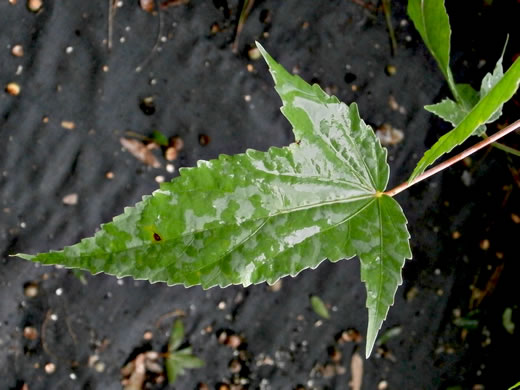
[69, 373, 77, 380]
[61, 121, 75, 130]
[5, 82, 20, 96]
[171, 136, 184, 151]
[23, 326, 38, 340]
[385, 64, 397, 76]
[229, 358, 242, 373]
[155, 175, 165, 183]
[44, 362, 56, 374]
[139, 0, 155, 12]
[105, 171, 114, 179]
[246, 64, 254, 72]
[244, 95, 251, 102]
[199, 134, 210, 146]
[452, 231, 461, 239]
[248, 47, 261, 60]
[143, 331, 153, 340]
[378, 380, 389, 390]
[55, 288, 63, 296]
[27, 0, 42, 12]
[24, 282, 39, 297]
[94, 361, 106, 372]
[165, 147, 177, 161]
[62, 193, 78, 205]
[11, 45, 24, 57]
[166, 164, 175, 173]
[511, 213, 520, 224]
[479, 239, 490, 251]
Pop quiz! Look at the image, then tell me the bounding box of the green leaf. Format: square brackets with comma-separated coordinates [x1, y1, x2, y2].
[172, 348, 205, 369]
[169, 319, 184, 352]
[502, 307, 515, 334]
[355, 195, 411, 357]
[375, 325, 402, 346]
[424, 98, 465, 127]
[16, 43, 412, 357]
[408, 0, 459, 102]
[509, 382, 520, 390]
[165, 356, 181, 384]
[409, 57, 520, 182]
[151, 130, 169, 146]
[310, 295, 330, 319]
[456, 84, 479, 109]
[477, 38, 509, 129]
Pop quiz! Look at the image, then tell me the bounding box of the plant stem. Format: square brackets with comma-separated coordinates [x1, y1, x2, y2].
[384, 119, 520, 197]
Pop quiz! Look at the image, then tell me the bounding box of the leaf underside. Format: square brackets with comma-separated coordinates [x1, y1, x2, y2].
[17, 43, 412, 357]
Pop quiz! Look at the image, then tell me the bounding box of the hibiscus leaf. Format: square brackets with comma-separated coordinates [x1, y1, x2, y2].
[16, 43, 412, 357]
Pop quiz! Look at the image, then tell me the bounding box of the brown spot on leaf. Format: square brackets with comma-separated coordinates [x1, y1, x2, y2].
[153, 233, 162, 241]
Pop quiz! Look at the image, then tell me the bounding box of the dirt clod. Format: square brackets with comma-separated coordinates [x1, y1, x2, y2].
[23, 326, 38, 340]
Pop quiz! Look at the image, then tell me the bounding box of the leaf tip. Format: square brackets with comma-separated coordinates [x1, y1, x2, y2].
[12, 253, 35, 261]
[365, 311, 383, 359]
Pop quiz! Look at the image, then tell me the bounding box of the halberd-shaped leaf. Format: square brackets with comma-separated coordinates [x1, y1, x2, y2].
[410, 57, 520, 182]
[425, 41, 509, 137]
[17, 43, 412, 357]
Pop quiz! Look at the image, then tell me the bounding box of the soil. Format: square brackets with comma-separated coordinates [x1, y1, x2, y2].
[1, 1, 519, 389]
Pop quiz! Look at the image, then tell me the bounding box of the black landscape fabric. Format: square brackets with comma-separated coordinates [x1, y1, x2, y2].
[1, 1, 519, 389]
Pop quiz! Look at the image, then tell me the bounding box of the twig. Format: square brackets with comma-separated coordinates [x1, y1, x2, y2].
[232, 0, 255, 54]
[349, 0, 379, 12]
[384, 119, 520, 197]
[381, 0, 397, 55]
[136, 0, 164, 72]
[41, 310, 59, 361]
[108, 0, 116, 50]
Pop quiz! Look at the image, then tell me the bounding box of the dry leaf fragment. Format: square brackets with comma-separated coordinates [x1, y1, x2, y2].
[349, 353, 363, 390]
[120, 137, 161, 168]
[376, 123, 404, 146]
[62, 193, 78, 205]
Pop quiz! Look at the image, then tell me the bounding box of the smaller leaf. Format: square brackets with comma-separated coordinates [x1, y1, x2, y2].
[165, 357, 181, 384]
[453, 317, 479, 329]
[409, 57, 520, 182]
[151, 130, 169, 146]
[172, 349, 205, 369]
[169, 319, 184, 352]
[407, 0, 459, 102]
[375, 325, 402, 346]
[456, 83, 479, 109]
[425, 98, 485, 137]
[509, 382, 520, 390]
[310, 295, 330, 319]
[502, 307, 515, 334]
[424, 99, 465, 126]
